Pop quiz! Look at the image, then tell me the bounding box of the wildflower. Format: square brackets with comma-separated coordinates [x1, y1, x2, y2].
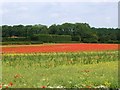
[96, 85, 107, 88]
[8, 82, 13, 86]
[42, 79, 46, 81]
[48, 86, 54, 88]
[6, 86, 8, 89]
[14, 74, 20, 78]
[86, 85, 91, 88]
[56, 86, 64, 88]
[0, 85, 2, 89]
[23, 84, 26, 86]
[41, 86, 46, 88]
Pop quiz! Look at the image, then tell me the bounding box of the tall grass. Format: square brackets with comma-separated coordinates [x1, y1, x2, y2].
[3, 50, 118, 68]
[2, 50, 119, 88]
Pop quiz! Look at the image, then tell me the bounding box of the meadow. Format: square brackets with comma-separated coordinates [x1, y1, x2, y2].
[2, 50, 118, 88]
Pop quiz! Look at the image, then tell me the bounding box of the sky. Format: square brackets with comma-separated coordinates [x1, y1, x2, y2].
[0, 0, 119, 28]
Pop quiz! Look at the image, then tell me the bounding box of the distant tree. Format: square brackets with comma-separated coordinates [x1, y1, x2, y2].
[2, 23, 120, 43]
[49, 24, 58, 34]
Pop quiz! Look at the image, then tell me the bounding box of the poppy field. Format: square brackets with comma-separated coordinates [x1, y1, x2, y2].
[1, 44, 119, 89]
[2, 43, 118, 53]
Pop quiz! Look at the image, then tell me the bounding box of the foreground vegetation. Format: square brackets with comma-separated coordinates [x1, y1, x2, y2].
[2, 50, 118, 88]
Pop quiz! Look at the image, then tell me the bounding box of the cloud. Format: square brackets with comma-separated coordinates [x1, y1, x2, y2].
[106, 17, 111, 21]
[18, 7, 29, 11]
[0, 0, 119, 2]
[50, 13, 60, 18]
[1, 2, 118, 28]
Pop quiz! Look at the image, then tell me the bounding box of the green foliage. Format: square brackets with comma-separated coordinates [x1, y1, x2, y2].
[71, 35, 81, 41]
[92, 28, 120, 43]
[30, 34, 72, 43]
[2, 41, 31, 45]
[3, 37, 28, 42]
[1, 41, 44, 45]
[2, 23, 120, 44]
[52, 35, 72, 42]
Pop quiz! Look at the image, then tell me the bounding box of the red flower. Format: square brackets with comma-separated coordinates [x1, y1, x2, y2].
[0, 85, 2, 89]
[41, 86, 46, 88]
[8, 82, 13, 86]
[6, 86, 8, 89]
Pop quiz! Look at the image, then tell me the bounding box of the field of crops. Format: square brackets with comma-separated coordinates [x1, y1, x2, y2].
[1, 47, 119, 88]
[2, 43, 118, 53]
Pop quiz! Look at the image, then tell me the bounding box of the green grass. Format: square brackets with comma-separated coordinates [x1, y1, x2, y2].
[2, 50, 119, 88]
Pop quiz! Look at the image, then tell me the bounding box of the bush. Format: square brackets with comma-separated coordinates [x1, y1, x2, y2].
[30, 34, 72, 43]
[2, 41, 31, 45]
[2, 37, 29, 42]
[71, 35, 81, 41]
[52, 35, 72, 42]
[83, 38, 98, 43]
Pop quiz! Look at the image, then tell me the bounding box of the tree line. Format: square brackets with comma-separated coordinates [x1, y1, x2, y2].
[2, 23, 120, 44]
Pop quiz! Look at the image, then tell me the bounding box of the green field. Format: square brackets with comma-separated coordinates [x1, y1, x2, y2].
[2, 50, 119, 88]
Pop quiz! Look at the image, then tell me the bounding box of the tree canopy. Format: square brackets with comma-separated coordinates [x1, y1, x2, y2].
[2, 23, 120, 44]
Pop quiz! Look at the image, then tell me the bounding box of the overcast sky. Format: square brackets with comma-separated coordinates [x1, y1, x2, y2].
[1, 0, 119, 28]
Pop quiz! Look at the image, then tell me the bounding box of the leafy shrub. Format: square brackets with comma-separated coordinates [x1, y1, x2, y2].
[30, 34, 72, 43]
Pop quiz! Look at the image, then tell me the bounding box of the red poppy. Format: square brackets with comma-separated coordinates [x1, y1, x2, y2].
[2, 44, 118, 53]
[8, 82, 13, 86]
[41, 86, 46, 88]
[6, 86, 8, 89]
[0, 85, 1, 88]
